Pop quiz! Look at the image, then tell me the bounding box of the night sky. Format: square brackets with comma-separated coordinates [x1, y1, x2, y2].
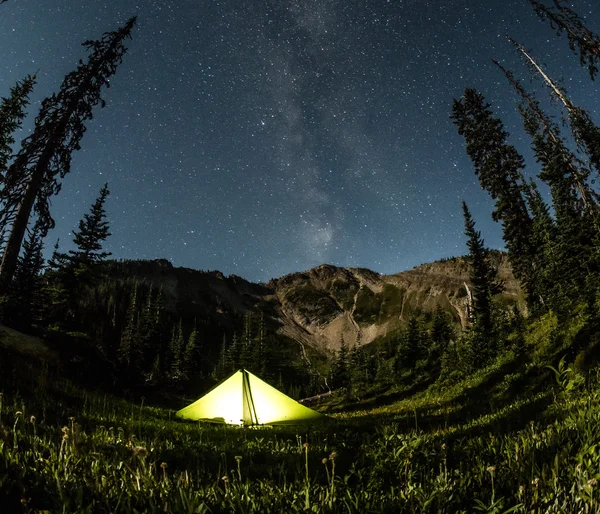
[1, 0, 599, 283]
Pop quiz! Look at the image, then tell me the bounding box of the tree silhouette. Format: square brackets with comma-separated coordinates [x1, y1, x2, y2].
[0, 17, 136, 292]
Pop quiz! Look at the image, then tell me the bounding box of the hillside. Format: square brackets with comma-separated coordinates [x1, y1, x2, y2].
[106, 252, 522, 356]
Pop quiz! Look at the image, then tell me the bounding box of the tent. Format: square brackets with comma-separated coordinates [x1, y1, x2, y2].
[176, 369, 324, 425]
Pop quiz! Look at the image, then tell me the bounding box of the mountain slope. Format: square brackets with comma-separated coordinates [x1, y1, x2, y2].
[107, 252, 522, 356]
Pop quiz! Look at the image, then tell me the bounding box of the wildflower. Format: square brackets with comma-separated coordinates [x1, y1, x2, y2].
[15, 411, 22, 416]
[322, 458, 328, 465]
[68, 417, 75, 422]
[532, 478, 539, 487]
[61, 426, 69, 434]
[329, 451, 338, 460]
[441, 443, 447, 451]
[487, 465, 496, 474]
[29, 416, 36, 424]
[519, 485, 525, 494]
[160, 462, 168, 470]
[234, 455, 242, 462]
[588, 478, 598, 488]
[133, 446, 147, 458]
[529, 420, 534, 426]
[222, 475, 229, 482]
[303, 442, 309, 448]
[63, 434, 69, 440]
[576, 464, 582, 473]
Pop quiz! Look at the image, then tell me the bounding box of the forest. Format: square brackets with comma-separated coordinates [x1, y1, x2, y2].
[2, 0, 600, 512]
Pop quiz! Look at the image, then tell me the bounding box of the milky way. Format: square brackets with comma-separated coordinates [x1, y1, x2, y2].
[1, 0, 599, 282]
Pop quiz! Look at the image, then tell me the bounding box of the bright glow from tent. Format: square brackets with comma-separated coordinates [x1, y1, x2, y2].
[247, 370, 323, 424]
[176, 369, 323, 425]
[177, 371, 243, 424]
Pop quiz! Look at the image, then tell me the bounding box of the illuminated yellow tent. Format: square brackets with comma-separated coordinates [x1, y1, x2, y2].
[176, 369, 323, 425]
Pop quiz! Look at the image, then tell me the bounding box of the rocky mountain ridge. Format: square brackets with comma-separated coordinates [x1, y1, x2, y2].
[107, 252, 522, 357]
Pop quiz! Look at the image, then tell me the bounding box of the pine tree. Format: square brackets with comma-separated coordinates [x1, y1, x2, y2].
[215, 333, 228, 379]
[0, 75, 36, 174]
[0, 17, 136, 292]
[0, 75, 36, 247]
[496, 60, 596, 211]
[226, 332, 240, 372]
[522, 180, 556, 310]
[4, 220, 45, 329]
[497, 59, 599, 308]
[462, 201, 503, 359]
[509, 38, 600, 182]
[527, 0, 600, 80]
[118, 281, 140, 372]
[169, 318, 185, 380]
[452, 89, 537, 308]
[183, 322, 201, 378]
[40, 239, 70, 328]
[395, 317, 426, 374]
[69, 183, 112, 266]
[330, 335, 350, 389]
[431, 306, 454, 354]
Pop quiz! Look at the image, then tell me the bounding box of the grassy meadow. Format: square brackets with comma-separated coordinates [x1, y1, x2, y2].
[2, 321, 600, 514]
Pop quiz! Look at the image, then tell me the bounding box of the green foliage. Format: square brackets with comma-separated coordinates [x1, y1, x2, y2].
[452, 89, 537, 309]
[3, 334, 600, 513]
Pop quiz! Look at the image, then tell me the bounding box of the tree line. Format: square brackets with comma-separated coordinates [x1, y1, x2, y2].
[328, 0, 600, 395]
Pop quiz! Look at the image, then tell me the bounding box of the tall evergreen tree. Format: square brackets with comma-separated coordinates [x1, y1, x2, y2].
[0, 17, 136, 292]
[69, 183, 112, 266]
[0, 75, 36, 247]
[522, 179, 556, 309]
[452, 89, 537, 308]
[183, 322, 202, 378]
[118, 281, 140, 372]
[527, 0, 600, 80]
[431, 305, 454, 354]
[462, 201, 503, 358]
[169, 318, 185, 380]
[4, 220, 45, 329]
[495, 60, 597, 211]
[509, 38, 600, 181]
[0, 75, 36, 174]
[330, 335, 350, 389]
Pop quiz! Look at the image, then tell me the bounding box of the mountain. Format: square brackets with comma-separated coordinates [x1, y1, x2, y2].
[105, 252, 522, 357]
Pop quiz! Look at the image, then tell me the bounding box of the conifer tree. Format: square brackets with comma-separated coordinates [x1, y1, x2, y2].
[169, 318, 185, 380]
[0, 75, 36, 247]
[183, 322, 201, 378]
[522, 180, 556, 309]
[0, 17, 136, 292]
[509, 38, 600, 181]
[215, 333, 228, 379]
[227, 332, 240, 372]
[431, 305, 454, 354]
[40, 239, 70, 328]
[462, 201, 503, 358]
[69, 183, 112, 267]
[527, 0, 600, 80]
[118, 281, 140, 371]
[452, 89, 537, 308]
[4, 220, 45, 329]
[497, 59, 599, 308]
[330, 335, 350, 389]
[0, 75, 36, 174]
